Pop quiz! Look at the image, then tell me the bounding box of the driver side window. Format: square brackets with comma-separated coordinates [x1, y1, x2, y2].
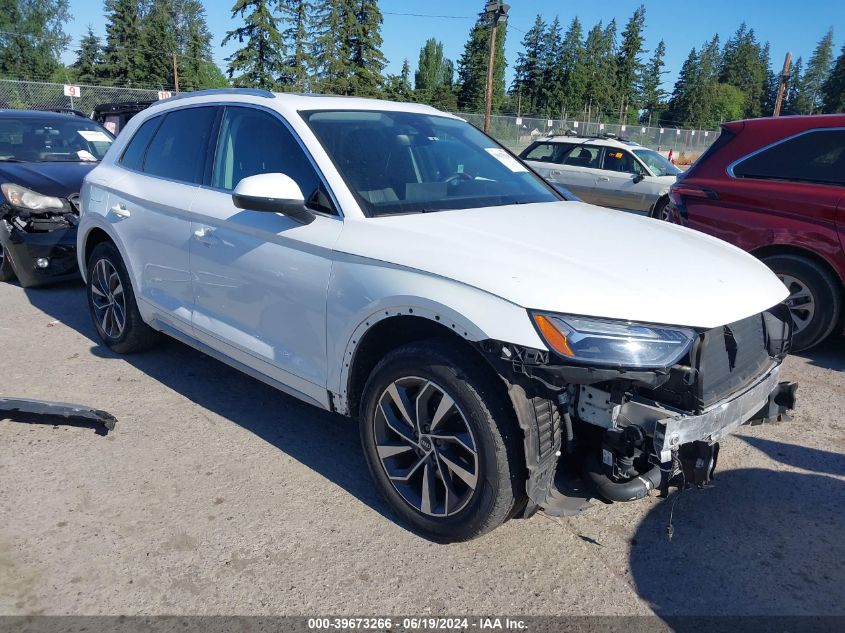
[601, 149, 642, 175]
[212, 107, 322, 204]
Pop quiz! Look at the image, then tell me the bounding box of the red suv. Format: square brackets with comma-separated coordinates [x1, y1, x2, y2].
[661, 115, 845, 350]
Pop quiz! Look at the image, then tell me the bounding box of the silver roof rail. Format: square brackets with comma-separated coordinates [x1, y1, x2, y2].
[158, 88, 275, 103]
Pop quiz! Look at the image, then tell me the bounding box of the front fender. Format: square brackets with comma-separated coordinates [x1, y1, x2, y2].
[326, 255, 546, 414]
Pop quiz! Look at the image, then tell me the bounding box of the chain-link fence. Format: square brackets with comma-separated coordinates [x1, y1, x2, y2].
[0, 79, 161, 115]
[456, 112, 720, 159]
[0, 79, 719, 162]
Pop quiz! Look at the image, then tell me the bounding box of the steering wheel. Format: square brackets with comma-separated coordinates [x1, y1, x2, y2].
[443, 171, 474, 187]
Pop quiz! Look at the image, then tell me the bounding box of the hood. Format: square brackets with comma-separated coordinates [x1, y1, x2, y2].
[0, 162, 98, 198]
[336, 202, 788, 329]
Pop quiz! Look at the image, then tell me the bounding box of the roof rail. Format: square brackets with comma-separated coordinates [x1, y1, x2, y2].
[158, 88, 275, 103]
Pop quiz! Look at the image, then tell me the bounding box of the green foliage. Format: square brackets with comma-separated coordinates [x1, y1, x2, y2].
[223, 0, 285, 89]
[176, 0, 219, 91]
[719, 23, 768, 117]
[137, 0, 179, 88]
[711, 83, 746, 122]
[278, 0, 313, 90]
[383, 58, 412, 102]
[616, 5, 646, 119]
[456, 16, 507, 113]
[511, 14, 546, 114]
[0, 0, 72, 80]
[559, 17, 586, 116]
[102, 0, 144, 84]
[639, 40, 667, 124]
[415, 39, 452, 96]
[792, 28, 835, 114]
[73, 26, 103, 84]
[346, 0, 386, 96]
[822, 42, 845, 113]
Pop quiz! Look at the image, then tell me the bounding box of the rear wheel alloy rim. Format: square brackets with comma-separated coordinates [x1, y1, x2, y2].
[778, 273, 816, 334]
[373, 377, 478, 518]
[90, 258, 126, 339]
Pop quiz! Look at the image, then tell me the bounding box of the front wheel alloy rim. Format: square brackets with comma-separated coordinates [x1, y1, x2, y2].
[90, 258, 127, 338]
[373, 377, 478, 518]
[778, 273, 816, 334]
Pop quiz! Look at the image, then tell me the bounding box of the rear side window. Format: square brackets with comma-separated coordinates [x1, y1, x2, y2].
[142, 107, 217, 184]
[601, 149, 642, 174]
[120, 116, 161, 171]
[733, 129, 845, 186]
[522, 142, 575, 163]
[564, 145, 600, 169]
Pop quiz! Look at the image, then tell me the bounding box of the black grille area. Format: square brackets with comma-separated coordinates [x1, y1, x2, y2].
[67, 194, 81, 213]
[694, 313, 772, 409]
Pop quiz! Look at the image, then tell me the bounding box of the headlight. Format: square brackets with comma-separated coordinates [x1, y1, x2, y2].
[1, 183, 65, 211]
[532, 312, 696, 368]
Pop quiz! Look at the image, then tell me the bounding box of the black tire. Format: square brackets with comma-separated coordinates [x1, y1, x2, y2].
[0, 242, 16, 282]
[649, 196, 671, 221]
[359, 338, 525, 542]
[86, 241, 159, 354]
[763, 254, 842, 351]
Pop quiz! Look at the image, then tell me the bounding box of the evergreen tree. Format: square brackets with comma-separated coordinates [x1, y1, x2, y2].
[0, 0, 72, 80]
[137, 0, 179, 88]
[616, 5, 646, 122]
[346, 0, 386, 96]
[311, 0, 349, 94]
[102, 0, 144, 84]
[456, 16, 507, 113]
[415, 38, 454, 103]
[72, 26, 103, 85]
[559, 17, 586, 118]
[541, 16, 564, 116]
[582, 20, 617, 119]
[639, 40, 667, 124]
[174, 0, 219, 91]
[510, 14, 546, 114]
[223, 0, 285, 89]
[822, 42, 845, 113]
[664, 47, 699, 126]
[719, 23, 769, 117]
[785, 56, 803, 114]
[278, 0, 313, 90]
[383, 58, 412, 102]
[794, 28, 835, 114]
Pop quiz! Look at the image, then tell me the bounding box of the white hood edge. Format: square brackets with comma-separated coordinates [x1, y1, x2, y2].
[335, 201, 789, 330]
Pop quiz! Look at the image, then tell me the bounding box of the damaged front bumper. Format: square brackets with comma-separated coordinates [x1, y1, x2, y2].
[483, 306, 797, 515]
[0, 217, 79, 287]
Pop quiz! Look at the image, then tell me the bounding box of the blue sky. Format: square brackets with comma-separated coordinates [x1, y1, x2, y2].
[62, 0, 845, 91]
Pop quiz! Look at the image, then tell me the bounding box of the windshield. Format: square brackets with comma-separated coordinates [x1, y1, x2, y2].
[632, 148, 681, 177]
[0, 116, 114, 163]
[302, 110, 560, 216]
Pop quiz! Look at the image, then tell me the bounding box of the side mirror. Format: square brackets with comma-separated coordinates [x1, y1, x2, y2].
[632, 173, 645, 184]
[232, 173, 315, 225]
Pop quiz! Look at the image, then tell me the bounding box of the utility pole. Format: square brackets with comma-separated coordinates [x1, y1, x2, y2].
[172, 52, 180, 93]
[482, 1, 509, 133]
[773, 51, 792, 117]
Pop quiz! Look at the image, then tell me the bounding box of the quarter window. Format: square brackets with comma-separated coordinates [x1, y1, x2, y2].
[212, 107, 321, 203]
[142, 107, 217, 184]
[522, 142, 575, 163]
[733, 129, 845, 186]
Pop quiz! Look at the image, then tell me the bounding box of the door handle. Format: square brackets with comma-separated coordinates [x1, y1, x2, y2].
[597, 176, 610, 182]
[550, 170, 561, 177]
[193, 226, 219, 245]
[110, 203, 130, 219]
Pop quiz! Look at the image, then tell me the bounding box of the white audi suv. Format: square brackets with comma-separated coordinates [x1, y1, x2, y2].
[78, 89, 796, 541]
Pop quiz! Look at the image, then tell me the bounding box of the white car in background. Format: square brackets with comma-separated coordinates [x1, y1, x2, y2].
[520, 134, 681, 216]
[77, 90, 794, 542]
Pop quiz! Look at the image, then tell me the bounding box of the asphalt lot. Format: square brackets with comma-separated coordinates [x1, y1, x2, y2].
[1, 279, 844, 617]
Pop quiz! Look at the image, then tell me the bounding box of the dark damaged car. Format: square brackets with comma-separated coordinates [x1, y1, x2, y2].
[0, 110, 113, 287]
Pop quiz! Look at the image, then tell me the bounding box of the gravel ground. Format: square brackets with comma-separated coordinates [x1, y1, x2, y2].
[1, 280, 843, 617]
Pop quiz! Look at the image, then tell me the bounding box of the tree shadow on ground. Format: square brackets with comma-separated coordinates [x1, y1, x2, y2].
[22, 283, 399, 529]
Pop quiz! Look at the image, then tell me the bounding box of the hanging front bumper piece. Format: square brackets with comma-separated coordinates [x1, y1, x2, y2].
[0, 397, 117, 433]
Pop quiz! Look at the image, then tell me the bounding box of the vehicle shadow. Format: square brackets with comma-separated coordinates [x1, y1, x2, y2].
[794, 335, 845, 371]
[22, 283, 399, 529]
[629, 464, 845, 617]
